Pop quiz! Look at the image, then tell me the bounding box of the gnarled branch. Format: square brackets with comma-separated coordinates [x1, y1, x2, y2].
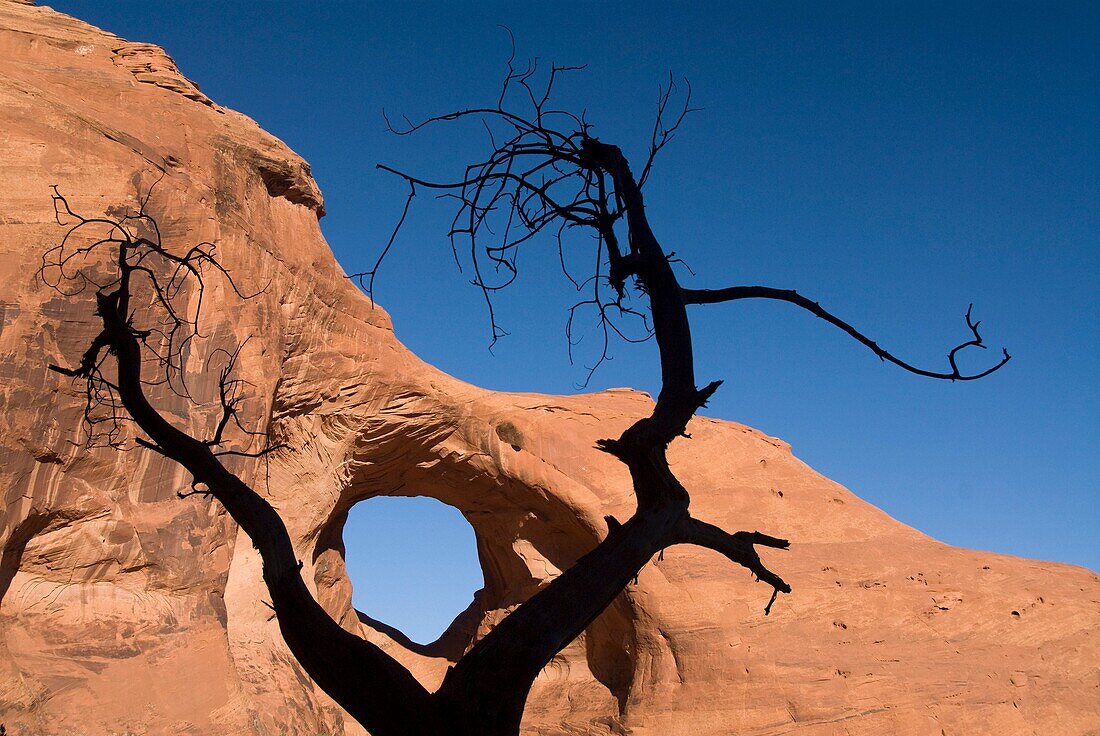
[672, 517, 791, 615]
[681, 285, 1010, 380]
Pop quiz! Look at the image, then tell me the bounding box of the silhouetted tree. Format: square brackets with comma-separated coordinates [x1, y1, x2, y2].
[43, 51, 1008, 736]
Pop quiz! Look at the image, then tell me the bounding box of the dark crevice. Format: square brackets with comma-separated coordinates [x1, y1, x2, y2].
[256, 159, 326, 216]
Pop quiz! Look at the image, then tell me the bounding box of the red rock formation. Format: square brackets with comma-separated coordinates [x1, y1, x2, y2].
[0, 2, 1096, 734]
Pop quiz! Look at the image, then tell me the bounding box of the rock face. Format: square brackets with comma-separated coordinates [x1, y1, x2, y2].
[0, 3, 1096, 735]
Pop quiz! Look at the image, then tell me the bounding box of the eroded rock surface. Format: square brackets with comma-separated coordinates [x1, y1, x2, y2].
[0, 3, 1097, 734]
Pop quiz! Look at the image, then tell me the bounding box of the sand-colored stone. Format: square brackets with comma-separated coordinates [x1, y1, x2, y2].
[0, 2, 1096, 734]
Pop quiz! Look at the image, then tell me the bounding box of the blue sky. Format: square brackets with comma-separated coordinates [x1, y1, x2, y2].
[49, 1, 1098, 643]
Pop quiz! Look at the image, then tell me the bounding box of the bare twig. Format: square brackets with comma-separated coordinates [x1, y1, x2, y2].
[42, 186, 276, 453]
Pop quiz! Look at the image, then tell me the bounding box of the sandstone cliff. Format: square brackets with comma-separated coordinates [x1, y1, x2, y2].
[1, 3, 1097, 735]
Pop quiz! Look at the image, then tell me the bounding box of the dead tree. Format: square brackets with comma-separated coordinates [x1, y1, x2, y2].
[44, 54, 1008, 736]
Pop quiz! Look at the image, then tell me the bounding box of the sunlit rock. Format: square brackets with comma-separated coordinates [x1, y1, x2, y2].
[0, 2, 1097, 734]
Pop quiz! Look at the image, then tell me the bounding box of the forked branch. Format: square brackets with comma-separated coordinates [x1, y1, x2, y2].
[366, 56, 801, 725]
[672, 517, 791, 615]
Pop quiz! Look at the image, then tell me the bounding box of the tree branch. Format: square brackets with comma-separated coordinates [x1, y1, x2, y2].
[43, 190, 439, 736]
[370, 58, 792, 729]
[672, 517, 791, 615]
[681, 285, 1010, 381]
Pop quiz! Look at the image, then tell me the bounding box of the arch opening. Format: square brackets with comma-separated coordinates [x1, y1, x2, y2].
[342, 495, 485, 647]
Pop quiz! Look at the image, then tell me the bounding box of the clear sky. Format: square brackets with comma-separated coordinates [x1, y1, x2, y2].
[48, 1, 1098, 643]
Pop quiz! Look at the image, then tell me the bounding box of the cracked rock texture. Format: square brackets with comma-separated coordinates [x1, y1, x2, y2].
[0, 2, 1097, 735]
